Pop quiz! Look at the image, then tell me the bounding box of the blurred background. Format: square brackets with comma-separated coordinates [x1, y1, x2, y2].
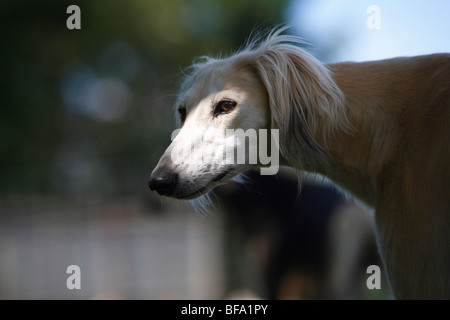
[1, 0, 449, 299]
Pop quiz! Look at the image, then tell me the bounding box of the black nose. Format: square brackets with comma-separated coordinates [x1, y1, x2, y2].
[148, 171, 178, 196]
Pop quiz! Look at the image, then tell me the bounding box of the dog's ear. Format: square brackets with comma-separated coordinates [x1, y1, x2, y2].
[251, 43, 344, 168]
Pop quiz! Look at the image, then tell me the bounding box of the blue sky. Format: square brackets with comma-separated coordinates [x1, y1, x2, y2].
[285, 0, 450, 62]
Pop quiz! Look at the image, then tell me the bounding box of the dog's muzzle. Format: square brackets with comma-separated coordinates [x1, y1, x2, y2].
[148, 169, 178, 196]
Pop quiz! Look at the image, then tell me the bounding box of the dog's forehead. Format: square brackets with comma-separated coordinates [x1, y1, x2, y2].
[180, 59, 257, 106]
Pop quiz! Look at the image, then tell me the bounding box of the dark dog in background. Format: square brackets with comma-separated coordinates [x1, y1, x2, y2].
[213, 169, 382, 299]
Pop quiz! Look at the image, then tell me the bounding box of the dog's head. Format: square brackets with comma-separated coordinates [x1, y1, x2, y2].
[149, 57, 272, 199]
[148, 28, 344, 199]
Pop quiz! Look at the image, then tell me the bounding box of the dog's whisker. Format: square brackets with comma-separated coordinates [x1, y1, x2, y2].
[149, 93, 178, 106]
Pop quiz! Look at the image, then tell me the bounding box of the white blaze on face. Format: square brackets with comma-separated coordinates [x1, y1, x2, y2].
[154, 60, 279, 197]
[169, 126, 280, 174]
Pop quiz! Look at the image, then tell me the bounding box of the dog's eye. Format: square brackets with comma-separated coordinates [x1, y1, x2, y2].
[178, 107, 186, 122]
[214, 100, 237, 116]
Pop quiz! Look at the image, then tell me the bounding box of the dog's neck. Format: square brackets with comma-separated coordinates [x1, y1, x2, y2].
[297, 61, 401, 207]
[319, 122, 380, 207]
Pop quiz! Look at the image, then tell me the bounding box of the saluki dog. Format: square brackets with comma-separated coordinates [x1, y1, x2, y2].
[148, 28, 450, 299]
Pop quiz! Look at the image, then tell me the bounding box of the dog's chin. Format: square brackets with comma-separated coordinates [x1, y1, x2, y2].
[173, 188, 209, 200]
[171, 168, 235, 200]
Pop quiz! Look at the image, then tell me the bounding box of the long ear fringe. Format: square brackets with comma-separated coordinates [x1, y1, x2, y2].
[245, 28, 350, 170]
